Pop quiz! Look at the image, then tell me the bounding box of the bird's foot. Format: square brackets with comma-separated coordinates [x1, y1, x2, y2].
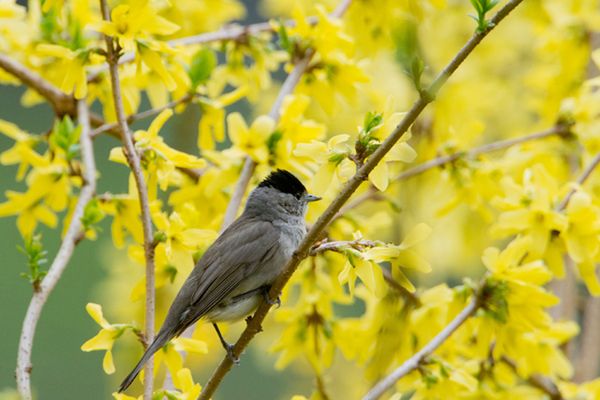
[262, 288, 281, 308]
[225, 343, 240, 365]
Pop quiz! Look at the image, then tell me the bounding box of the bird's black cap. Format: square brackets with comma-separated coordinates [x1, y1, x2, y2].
[258, 169, 307, 199]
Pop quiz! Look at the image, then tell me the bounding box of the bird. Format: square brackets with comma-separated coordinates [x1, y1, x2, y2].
[118, 169, 321, 392]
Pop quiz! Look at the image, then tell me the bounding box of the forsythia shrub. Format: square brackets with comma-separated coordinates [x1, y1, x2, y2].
[2, 0, 600, 399]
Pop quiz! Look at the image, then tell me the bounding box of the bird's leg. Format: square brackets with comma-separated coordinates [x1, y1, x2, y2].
[262, 286, 281, 308]
[212, 323, 240, 365]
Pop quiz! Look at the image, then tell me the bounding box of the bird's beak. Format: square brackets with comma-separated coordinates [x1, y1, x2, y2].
[304, 194, 321, 202]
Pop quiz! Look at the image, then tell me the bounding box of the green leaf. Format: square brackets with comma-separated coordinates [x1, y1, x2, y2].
[50, 116, 81, 161]
[363, 111, 383, 134]
[18, 234, 48, 289]
[189, 48, 217, 90]
[278, 23, 291, 53]
[81, 198, 105, 231]
[267, 130, 284, 154]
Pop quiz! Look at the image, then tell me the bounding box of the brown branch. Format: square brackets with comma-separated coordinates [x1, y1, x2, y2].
[362, 296, 481, 400]
[333, 123, 571, 221]
[197, 1, 523, 398]
[501, 356, 564, 400]
[99, 1, 157, 398]
[575, 295, 600, 381]
[15, 100, 97, 400]
[396, 123, 572, 181]
[309, 238, 420, 305]
[557, 150, 600, 210]
[0, 53, 75, 115]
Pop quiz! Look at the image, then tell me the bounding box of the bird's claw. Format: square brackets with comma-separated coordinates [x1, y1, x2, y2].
[263, 291, 281, 308]
[224, 343, 240, 365]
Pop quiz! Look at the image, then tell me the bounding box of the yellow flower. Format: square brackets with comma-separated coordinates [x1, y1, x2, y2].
[197, 86, 248, 150]
[153, 211, 216, 271]
[294, 134, 354, 195]
[561, 190, 600, 294]
[491, 165, 567, 258]
[0, 119, 48, 180]
[81, 303, 122, 374]
[93, 0, 179, 41]
[36, 44, 89, 99]
[0, 168, 71, 236]
[226, 112, 275, 163]
[134, 109, 206, 168]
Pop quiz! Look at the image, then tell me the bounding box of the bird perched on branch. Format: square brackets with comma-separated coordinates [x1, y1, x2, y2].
[118, 169, 321, 392]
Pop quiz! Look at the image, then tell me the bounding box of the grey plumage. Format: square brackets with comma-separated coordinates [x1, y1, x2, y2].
[118, 169, 319, 392]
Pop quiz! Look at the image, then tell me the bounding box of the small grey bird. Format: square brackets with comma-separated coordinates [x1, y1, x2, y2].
[118, 169, 320, 392]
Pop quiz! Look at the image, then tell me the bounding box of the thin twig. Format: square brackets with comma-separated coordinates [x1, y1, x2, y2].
[333, 123, 570, 222]
[86, 16, 322, 81]
[557, 151, 600, 210]
[501, 356, 564, 400]
[362, 296, 480, 400]
[396, 123, 571, 181]
[309, 239, 420, 304]
[15, 100, 97, 400]
[90, 94, 194, 138]
[197, 1, 523, 398]
[99, 1, 157, 398]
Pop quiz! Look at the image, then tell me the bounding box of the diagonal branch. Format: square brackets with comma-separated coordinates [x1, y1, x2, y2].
[15, 100, 97, 400]
[362, 296, 481, 400]
[557, 150, 600, 210]
[197, 1, 524, 398]
[99, 1, 157, 398]
[0, 53, 76, 115]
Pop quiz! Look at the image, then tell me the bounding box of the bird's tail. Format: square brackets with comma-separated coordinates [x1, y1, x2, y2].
[118, 329, 171, 392]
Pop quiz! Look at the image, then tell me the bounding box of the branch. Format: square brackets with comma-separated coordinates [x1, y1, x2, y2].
[362, 296, 480, 400]
[557, 150, 600, 210]
[0, 53, 75, 115]
[86, 15, 325, 81]
[333, 123, 571, 221]
[309, 239, 420, 304]
[197, 1, 523, 398]
[574, 295, 600, 382]
[15, 100, 97, 400]
[99, 1, 157, 398]
[90, 94, 194, 138]
[396, 123, 572, 181]
[501, 356, 564, 400]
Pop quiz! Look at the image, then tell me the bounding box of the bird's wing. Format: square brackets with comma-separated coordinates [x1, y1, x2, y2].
[173, 216, 281, 330]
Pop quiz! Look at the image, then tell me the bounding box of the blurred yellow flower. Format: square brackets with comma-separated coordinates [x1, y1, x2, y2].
[226, 112, 275, 163]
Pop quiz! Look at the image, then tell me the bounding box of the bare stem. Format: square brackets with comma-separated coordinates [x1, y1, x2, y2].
[99, 0, 156, 398]
[197, 1, 523, 398]
[362, 296, 480, 400]
[15, 100, 97, 399]
[502, 356, 564, 400]
[557, 150, 600, 210]
[396, 123, 571, 181]
[90, 94, 194, 138]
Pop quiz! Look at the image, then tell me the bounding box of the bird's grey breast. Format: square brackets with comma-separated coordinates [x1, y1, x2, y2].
[274, 215, 306, 259]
